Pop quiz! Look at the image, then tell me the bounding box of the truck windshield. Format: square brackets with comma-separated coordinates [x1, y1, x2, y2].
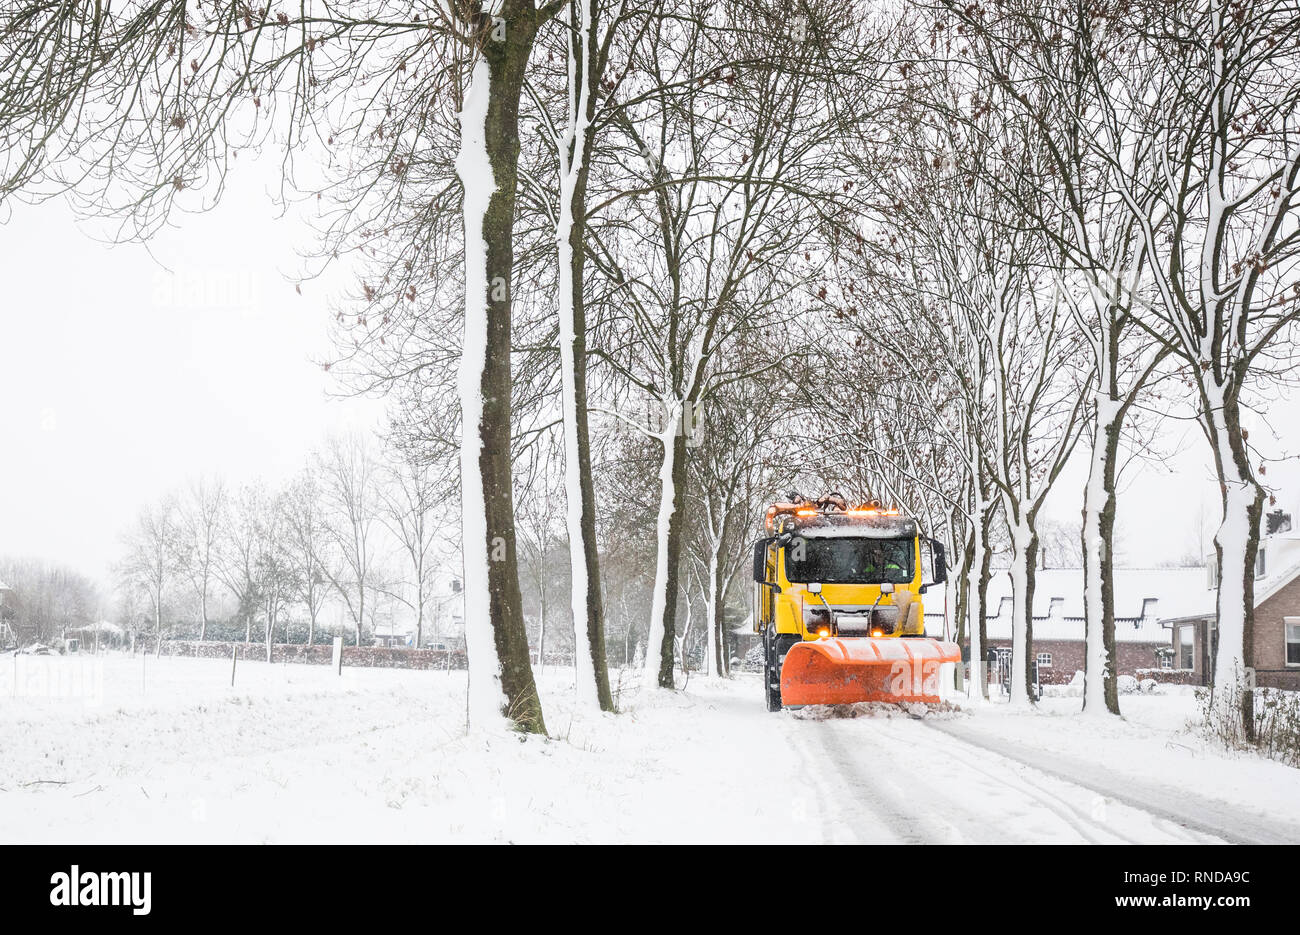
[784, 537, 914, 585]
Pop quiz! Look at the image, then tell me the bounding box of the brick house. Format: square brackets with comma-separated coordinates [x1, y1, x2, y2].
[977, 566, 1208, 685]
[1160, 510, 1300, 691]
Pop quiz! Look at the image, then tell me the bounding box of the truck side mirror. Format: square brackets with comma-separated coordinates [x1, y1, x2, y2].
[753, 537, 782, 593]
[932, 540, 947, 584]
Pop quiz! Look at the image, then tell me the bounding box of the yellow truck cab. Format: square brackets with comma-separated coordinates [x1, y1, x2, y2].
[752, 493, 950, 711]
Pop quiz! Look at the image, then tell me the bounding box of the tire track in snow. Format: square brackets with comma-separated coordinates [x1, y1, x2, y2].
[813, 715, 1138, 844]
[810, 719, 963, 844]
[921, 719, 1283, 844]
[779, 715, 867, 843]
[787, 710, 1223, 844]
[876, 719, 1168, 845]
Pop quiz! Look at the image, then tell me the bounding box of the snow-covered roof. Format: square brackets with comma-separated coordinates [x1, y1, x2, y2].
[85, 620, 124, 634]
[793, 513, 918, 539]
[983, 566, 1208, 643]
[372, 620, 415, 637]
[1157, 533, 1300, 623]
[0, 578, 11, 591]
[1250, 536, 1300, 605]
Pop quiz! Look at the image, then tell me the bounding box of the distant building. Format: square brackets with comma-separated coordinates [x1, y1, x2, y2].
[972, 566, 1206, 684]
[1159, 509, 1300, 691]
[64, 620, 125, 653]
[371, 617, 415, 649]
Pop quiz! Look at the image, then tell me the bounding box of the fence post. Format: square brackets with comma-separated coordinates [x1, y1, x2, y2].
[230, 644, 238, 687]
[332, 636, 343, 676]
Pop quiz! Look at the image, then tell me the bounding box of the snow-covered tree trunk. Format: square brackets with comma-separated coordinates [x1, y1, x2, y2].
[264, 607, 273, 663]
[456, 20, 546, 733]
[537, 576, 546, 673]
[152, 597, 163, 659]
[963, 453, 995, 706]
[966, 522, 986, 705]
[677, 598, 693, 677]
[554, 0, 612, 711]
[942, 563, 959, 640]
[644, 406, 688, 690]
[354, 587, 364, 649]
[1082, 392, 1123, 717]
[1206, 384, 1265, 740]
[953, 534, 971, 692]
[1005, 516, 1037, 707]
[938, 502, 964, 642]
[703, 546, 721, 678]
[458, 58, 513, 731]
[415, 567, 424, 650]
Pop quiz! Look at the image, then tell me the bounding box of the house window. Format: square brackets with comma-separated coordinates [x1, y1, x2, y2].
[1036, 652, 1052, 668]
[1286, 618, 1300, 667]
[1255, 547, 1267, 578]
[1207, 560, 1218, 589]
[1178, 625, 1195, 670]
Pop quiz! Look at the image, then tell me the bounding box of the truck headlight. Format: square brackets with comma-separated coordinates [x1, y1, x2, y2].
[804, 605, 831, 634]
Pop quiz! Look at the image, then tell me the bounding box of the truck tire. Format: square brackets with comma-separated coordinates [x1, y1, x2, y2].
[763, 631, 783, 712]
[765, 666, 783, 711]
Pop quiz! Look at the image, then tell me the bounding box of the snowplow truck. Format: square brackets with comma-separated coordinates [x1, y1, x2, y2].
[752, 494, 959, 711]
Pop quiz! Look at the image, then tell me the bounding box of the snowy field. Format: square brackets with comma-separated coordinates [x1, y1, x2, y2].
[2, 653, 1298, 844]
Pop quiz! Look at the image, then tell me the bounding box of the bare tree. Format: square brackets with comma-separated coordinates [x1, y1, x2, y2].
[378, 446, 441, 650]
[685, 371, 793, 677]
[1088, 0, 1300, 738]
[121, 495, 178, 654]
[216, 484, 262, 646]
[4, 1, 566, 733]
[0, 556, 100, 647]
[283, 467, 330, 646]
[522, 0, 653, 713]
[172, 475, 225, 641]
[582, 1, 883, 689]
[934, 0, 1185, 717]
[252, 488, 294, 661]
[515, 446, 566, 672]
[317, 434, 379, 648]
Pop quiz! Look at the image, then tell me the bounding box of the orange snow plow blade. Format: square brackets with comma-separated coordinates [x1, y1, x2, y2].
[780, 637, 960, 706]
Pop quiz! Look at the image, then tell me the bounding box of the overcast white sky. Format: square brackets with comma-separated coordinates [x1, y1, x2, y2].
[1, 154, 1297, 589]
[0, 162, 385, 585]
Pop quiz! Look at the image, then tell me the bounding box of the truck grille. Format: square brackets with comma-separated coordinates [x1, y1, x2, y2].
[833, 606, 899, 634]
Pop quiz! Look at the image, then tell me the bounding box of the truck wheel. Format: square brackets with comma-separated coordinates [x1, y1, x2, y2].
[765, 667, 783, 711]
[764, 633, 783, 712]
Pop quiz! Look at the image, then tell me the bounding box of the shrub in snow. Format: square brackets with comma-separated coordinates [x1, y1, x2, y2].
[1196, 686, 1300, 768]
[741, 645, 765, 672]
[1042, 671, 1091, 698]
[1139, 678, 1159, 695]
[1254, 689, 1300, 768]
[1050, 670, 1085, 698]
[1117, 675, 1139, 695]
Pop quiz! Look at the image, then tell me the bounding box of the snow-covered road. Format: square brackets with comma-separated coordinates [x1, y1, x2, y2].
[789, 714, 1223, 844]
[923, 720, 1300, 845]
[1, 655, 1296, 843]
